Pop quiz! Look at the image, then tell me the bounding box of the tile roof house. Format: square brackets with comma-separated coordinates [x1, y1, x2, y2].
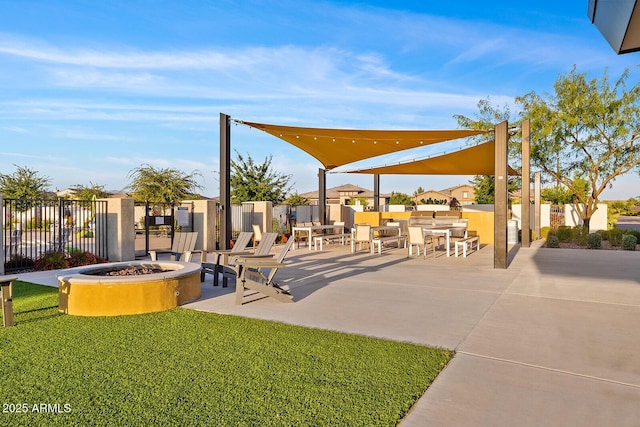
[299, 184, 391, 207]
[413, 184, 476, 206]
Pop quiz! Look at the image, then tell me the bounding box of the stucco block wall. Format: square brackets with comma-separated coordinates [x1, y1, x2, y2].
[98, 197, 135, 262]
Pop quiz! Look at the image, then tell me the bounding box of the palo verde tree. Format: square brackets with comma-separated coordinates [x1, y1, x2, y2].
[230, 151, 292, 204]
[454, 98, 521, 203]
[0, 164, 51, 204]
[284, 192, 310, 206]
[71, 182, 111, 200]
[389, 191, 415, 206]
[126, 164, 203, 205]
[469, 175, 520, 205]
[517, 66, 640, 229]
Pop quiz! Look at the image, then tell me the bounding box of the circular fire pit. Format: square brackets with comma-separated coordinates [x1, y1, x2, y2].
[57, 261, 202, 316]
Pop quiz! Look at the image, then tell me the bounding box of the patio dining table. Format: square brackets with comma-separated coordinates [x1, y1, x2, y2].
[292, 225, 339, 250]
[422, 225, 467, 257]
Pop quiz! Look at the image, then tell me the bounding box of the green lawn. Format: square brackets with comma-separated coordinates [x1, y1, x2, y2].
[0, 281, 453, 426]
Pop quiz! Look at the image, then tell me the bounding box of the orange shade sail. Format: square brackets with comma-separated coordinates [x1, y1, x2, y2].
[238, 120, 490, 170]
[340, 140, 519, 176]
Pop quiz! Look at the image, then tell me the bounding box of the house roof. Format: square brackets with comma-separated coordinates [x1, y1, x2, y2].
[300, 184, 390, 199]
[439, 183, 474, 193]
[415, 190, 451, 199]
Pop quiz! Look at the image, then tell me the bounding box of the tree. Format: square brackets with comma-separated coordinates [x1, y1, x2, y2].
[0, 164, 51, 200]
[470, 175, 496, 204]
[540, 186, 574, 205]
[389, 191, 415, 206]
[347, 197, 369, 207]
[284, 192, 309, 206]
[469, 175, 519, 204]
[455, 98, 522, 205]
[230, 152, 292, 204]
[126, 164, 203, 204]
[71, 182, 111, 200]
[517, 66, 640, 229]
[413, 186, 425, 196]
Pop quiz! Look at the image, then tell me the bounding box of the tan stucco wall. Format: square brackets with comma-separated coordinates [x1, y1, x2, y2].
[98, 197, 135, 261]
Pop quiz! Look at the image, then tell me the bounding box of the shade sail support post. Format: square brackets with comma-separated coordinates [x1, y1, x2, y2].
[318, 168, 326, 225]
[494, 121, 508, 269]
[521, 118, 531, 248]
[373, 174, 380, 212]
[220, 113, 232, 251]
[534, 172, 541, 239]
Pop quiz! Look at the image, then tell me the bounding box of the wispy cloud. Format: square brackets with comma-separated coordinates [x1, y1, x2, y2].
[0, 37, 250, 70]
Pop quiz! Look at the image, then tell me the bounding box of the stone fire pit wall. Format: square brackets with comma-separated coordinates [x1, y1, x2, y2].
[57, 261, 202, 316]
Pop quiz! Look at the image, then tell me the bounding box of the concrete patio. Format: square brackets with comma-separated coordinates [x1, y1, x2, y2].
[15, 240, 640, 426]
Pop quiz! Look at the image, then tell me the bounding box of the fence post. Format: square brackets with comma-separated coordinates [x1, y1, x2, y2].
[1, 277, 17, 327]
[1, 195, 4, 276]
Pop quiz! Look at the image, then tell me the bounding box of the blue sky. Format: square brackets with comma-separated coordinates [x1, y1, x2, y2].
[1, 0, 638, 199]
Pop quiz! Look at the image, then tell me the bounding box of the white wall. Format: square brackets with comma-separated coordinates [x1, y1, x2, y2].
[565, 204, 608, 231]
[511, 203, 605, 232]
[461, 204, 495, 213]
[511, 204, 551, 229]
[386, 204, 407, 212]
[416, 204, 451, 211]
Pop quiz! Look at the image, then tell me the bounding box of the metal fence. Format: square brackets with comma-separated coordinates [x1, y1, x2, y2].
[3, 198, 108, 272]
[550, 204, 565, 228]
[133, 201, 196, 257]
[291, 205, 322, 224]
[231, 203, 255, 236]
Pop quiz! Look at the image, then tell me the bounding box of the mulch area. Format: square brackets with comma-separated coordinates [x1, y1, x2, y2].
[549, 241, 640, 250]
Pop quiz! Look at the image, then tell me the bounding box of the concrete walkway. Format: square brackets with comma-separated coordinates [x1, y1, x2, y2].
[15, 240, 640, 426]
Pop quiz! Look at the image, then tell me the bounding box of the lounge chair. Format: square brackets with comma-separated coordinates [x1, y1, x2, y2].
[149, 231, 199, 262]
[252, 224, 263, 249]
[203, 232, 277, 287]
[232, 237, 295, 305]
[200, 231, 254, 286]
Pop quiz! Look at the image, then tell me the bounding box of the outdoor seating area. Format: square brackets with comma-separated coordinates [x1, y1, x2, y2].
[8, 224, 640, 425]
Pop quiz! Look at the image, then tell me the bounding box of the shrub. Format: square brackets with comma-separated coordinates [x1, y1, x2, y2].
[546, 236, 560, 248]
[608, 228, 625, 246]
[556, 226, 573, 242]
[33, 251, 69, 271]
[540, 227, 552, 238]
[25, 217, 52, 230]
[4, 254, 35, 271]
[76, 230, 94, 238]
[622, 234, 637, 251]
[67, 250, 98, 267]
[586, 233, 602, 249]
[624, 229, 640, 241]
[572, 226, 589, 245]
